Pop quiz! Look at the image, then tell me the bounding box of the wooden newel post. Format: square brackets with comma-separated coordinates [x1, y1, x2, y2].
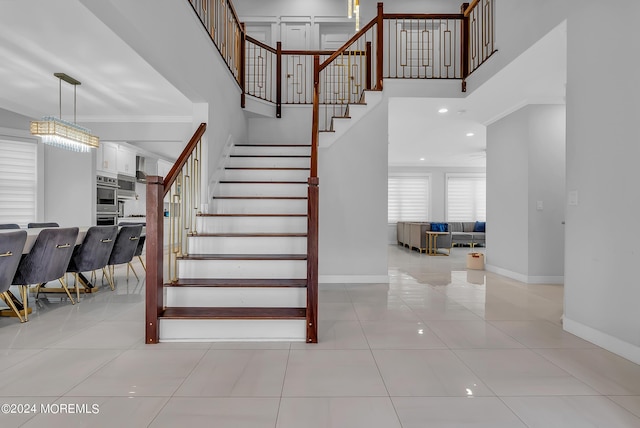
[240, 23, 247, 107]
[145, 176, 164, 344]
[376, 2, 384, 90]
[306, 176, 319, 343]
[460, 3, 470, 92]
[276, 41, 282, 118]
[365, 41, 372, 91]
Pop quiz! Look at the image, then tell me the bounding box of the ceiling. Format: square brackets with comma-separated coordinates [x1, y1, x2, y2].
[388, 21, 567, 167]
[0, 0, 565, 165]
[0, 0, 192, 123]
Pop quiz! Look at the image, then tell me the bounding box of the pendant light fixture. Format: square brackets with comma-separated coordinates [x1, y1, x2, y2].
[347, 0, 360, 31]
[30, 73, 99, 152]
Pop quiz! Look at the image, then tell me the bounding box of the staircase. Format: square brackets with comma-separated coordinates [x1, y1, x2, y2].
[157, 142, 312, 342]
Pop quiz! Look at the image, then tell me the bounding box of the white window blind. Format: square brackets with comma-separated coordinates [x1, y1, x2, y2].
[0, 139, 37, 228]
[388, 176, 429, 223]
[447, 175, 486, 221]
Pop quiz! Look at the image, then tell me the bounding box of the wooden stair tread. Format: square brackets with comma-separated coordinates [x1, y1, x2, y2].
[225, 167, 310, 170]
[165, 278, 307, 287]
[220, 180, 307, 184]
[193, 233, 307, 237]
[230, 154, 310, 158]
[212, 196, 307, 200]
[197, 213, 307, 217]
[178, 254, 307, 260]
[161, 307, 306, 320]
[234, 144, 311, 147]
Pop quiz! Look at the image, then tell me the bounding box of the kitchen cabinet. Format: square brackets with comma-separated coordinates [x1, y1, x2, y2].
[117, 147, 136, 176]
[96, 142, 118, 175]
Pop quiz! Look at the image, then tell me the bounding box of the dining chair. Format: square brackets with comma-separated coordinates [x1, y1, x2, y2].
[12, 227, 79, 320]
[66, 225, 118, 301]
[27, 222, 59, 228]
[0, 230, 28, 322]
[107, 224, 143, 286]
[127, 235, 146, 280]
[0, 224, 20, 230]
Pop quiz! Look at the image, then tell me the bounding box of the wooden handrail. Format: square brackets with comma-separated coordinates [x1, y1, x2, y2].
[246, 35, 277, 54]
[464, 0, 481, 17]
[319, 17, 378, 72]
[383, 13, 464, 19]
[163, 123, 207, 196]
[282, 50, 335, 56]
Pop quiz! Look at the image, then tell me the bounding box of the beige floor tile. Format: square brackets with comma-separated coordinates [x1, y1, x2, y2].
[373, 349, 494, 396]
[489, 320, 597, 348]
[282, 350, 387, 397]
[148, 397, 279, 428]
[290, 321, 369, 350]
[609, 396, 640, 418]
[503, 396, 640, 428]
[360, 320, 447, 349]
[426, 320, 526, 349]
[454, 349, 598, 396]
[277, 397, 402, 428]
[175, 349, 288, 397]
[392, 397, 527, 428]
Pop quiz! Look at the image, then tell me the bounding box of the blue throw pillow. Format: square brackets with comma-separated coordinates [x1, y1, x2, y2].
[473, 221, 486, 232]
[431, 223, 448, 232]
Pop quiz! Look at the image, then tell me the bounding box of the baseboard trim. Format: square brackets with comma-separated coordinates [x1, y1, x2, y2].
[563, 317, 640, 365]
[485, 264, 563, 284]
[319, 275, 389, 284]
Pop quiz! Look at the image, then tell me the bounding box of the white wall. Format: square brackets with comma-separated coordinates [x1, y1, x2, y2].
[563, 1, 640, 364]
[318, 98, 389, 283]
[81, 0, 248, 190]
[486, 104, 565, 283]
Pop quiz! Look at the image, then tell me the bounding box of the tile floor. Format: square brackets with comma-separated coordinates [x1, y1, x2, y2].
[1, 246, 640, 427]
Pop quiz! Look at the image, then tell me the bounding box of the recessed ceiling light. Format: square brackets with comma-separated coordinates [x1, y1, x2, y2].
[438, 108, 448, 113]
[466, 132, 474, 137]
[419, 157, 425, 161]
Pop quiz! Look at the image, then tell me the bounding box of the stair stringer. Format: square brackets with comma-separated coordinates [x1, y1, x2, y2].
[318, 90, 383, 148]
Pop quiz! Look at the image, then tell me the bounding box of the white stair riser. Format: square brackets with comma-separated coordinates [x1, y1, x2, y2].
[188, 236, 307, 254]
[233, 146, 310, 156]
[159, 319, 306, 342]
[218, 182, 307, 197]
[178, 259, 306, 279]
[224, 169, 310, 182]
[228, 157, 309, 168]
[166, 287, 306, 307]
[212, 198, 307, 214]
[197, 216, 307, 234]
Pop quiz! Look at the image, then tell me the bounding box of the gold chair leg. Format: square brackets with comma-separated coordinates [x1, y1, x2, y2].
[20, 285, 28, 322]
[103, 267, 115, 290]
[58, 277, 75, 305]
[75, 273, 80, 302]
[0, 292, 24, 323]
[138, 255, 146, 271]
[128, 262, 139, 280]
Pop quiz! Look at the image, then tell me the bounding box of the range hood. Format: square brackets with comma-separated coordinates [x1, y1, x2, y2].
[136, 156, 147, 183]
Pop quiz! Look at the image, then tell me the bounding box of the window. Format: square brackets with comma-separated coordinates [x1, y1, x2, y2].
[447, 175, 486, 221]
[0, 139, 37, 227]
[388, 175, 429, 223]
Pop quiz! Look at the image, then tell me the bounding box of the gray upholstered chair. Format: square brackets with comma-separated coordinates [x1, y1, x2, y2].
[27, 222, 59, 228]
[66, 226, 118, 300]
[127, 235, 146, 279]
[107, 224, 143, 286]
[12, 227, 79, 320]
[0, 224, 20, 230]
[0, 230, 28, 322]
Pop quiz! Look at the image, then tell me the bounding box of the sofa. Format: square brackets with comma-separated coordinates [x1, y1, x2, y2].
[397, 221, 485, 252]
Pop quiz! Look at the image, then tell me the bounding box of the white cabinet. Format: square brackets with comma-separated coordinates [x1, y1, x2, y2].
[96, 142, 118, 175]
[157, 160, 173, 179]
[117, 147, 136, 176]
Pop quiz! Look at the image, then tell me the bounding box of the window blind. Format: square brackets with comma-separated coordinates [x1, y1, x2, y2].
[447, 176, 486, 221]
[0, 139, 37, 228]
[388, 176, 429, 223]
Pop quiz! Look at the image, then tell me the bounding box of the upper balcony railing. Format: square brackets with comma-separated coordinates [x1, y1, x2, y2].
[188, 0, 496, 121]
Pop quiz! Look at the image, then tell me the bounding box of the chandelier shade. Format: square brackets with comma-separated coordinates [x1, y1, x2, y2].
[30, 73, 99, 152]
